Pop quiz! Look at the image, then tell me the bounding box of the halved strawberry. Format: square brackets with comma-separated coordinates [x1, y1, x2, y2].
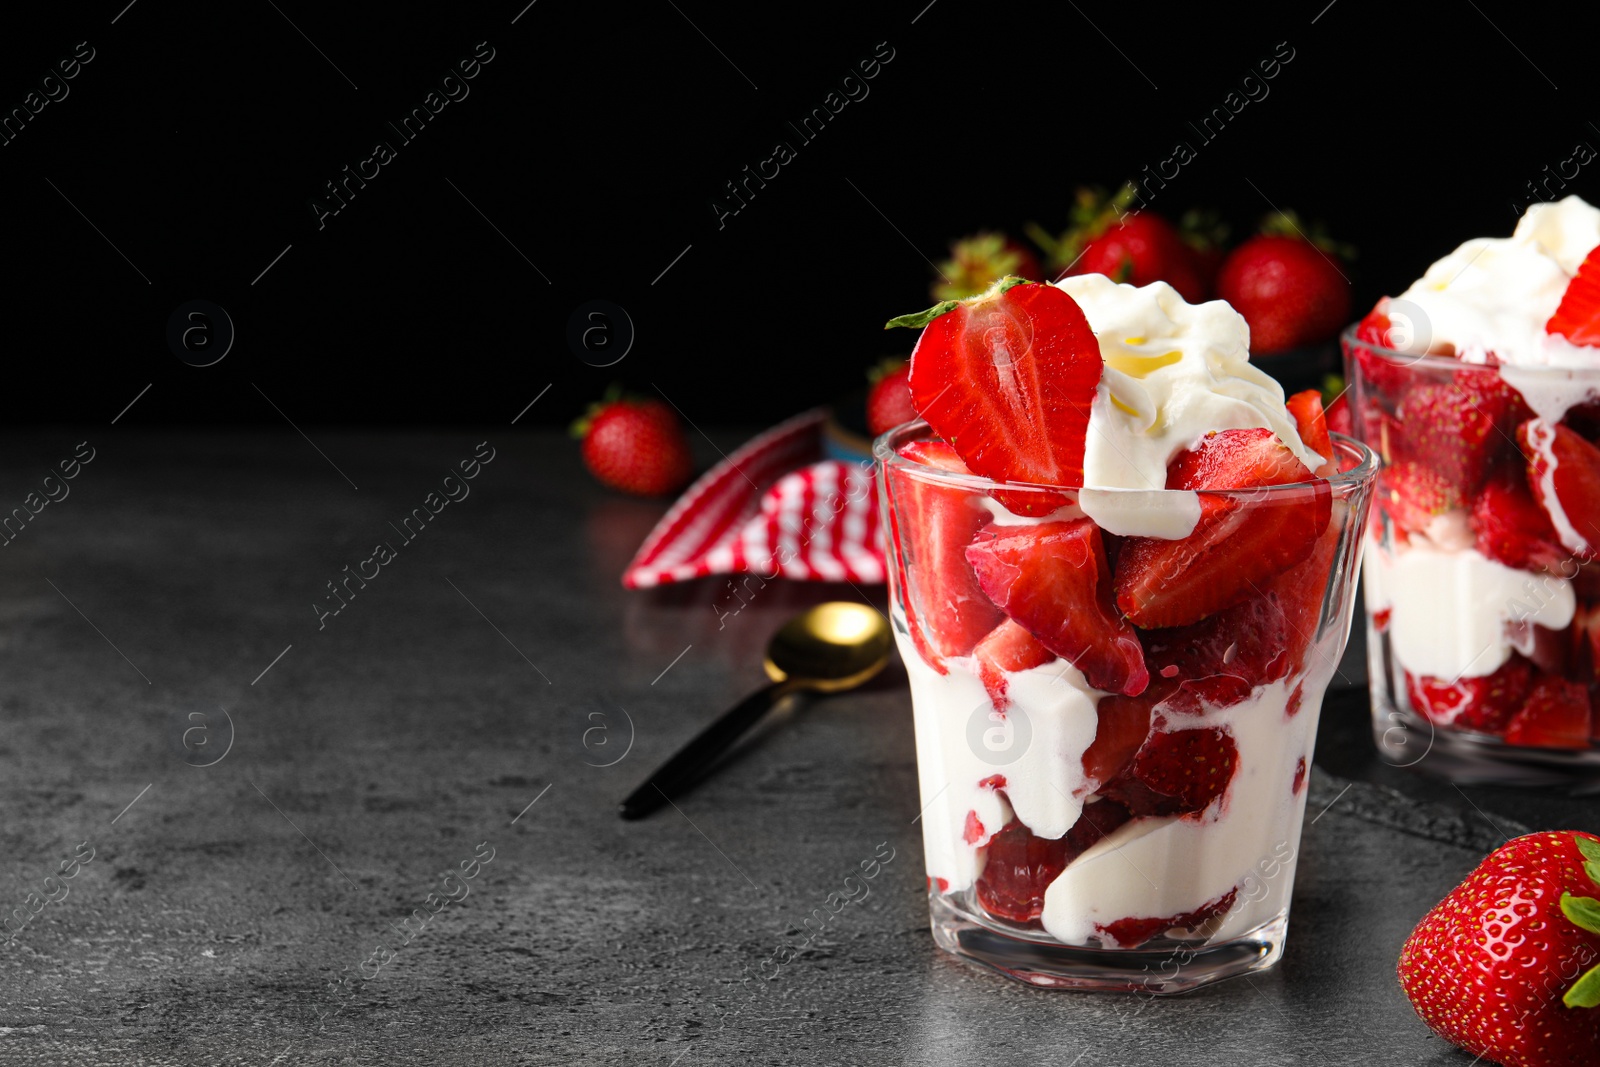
[1504, 675, 1592, 749]
[887, 441, 1003, 670]
[975, 821, 1068, 924]
[966, 520, 1149, 695]
[1472, 469, 1567, 572]
[1097, 888, 1237, 949]
[1520, 418, 1600, 556]
[1376, 461, 1463, 537]
[1547, 245, 1600, 347]
[1114, 431, 1330, 629]
[1398, 379, 1522, 496]
[1286, 389, 1334, 474]
[891, 279, 1102, 491]
[1081, 694, 1154, 790]
[1405, 656, 1533, 734]
[975, 800, 1133, 924]
[973, 619, 1056, 711]
[1125, 726, 1239, 814]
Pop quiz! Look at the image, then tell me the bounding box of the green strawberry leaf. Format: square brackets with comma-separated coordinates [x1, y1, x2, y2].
[1565, 962, 1600, 1009]
[1562, 892, 1600, 937]
[884, 277, 1035, 330]
[1575, 835, 1600, 886]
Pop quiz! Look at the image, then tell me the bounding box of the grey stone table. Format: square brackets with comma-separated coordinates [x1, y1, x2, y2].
[0, 428, 1593, 1066]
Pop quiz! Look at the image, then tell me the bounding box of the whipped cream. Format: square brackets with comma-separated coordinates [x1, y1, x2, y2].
[1363, 538, 1575, 680]
[1387, 196, 1600, 377]
[898, 634, 1101, 893]
[1058, 274, 1320, 538]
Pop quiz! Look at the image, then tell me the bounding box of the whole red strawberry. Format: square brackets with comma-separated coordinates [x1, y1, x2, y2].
[866, 358, 916, 437]
[1030, 186, 1206, 302]
[934, 232, 1043, 302]
[1217, 220, 1352, 355]
[1399, 831, 1600, 1067]
[572, 392, 693, 497]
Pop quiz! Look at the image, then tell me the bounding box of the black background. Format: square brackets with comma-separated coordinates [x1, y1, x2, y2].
[3, 0, 1594, 428]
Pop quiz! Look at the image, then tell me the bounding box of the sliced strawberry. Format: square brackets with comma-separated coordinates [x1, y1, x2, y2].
[1138, 591, 1298, 713]
[1473, 469, 1567, 572]
[1404, 656, 1533, 734]
[1398, 377, 1525, 496]
[966, 520, 1149, 695]
[1081, 694, 1154, 790]
[1325, 390, 1353, 439]
[1286, 389, 1335, 474]
[963, 810, 988, 845]
[1097, 888, 1238, 948]
[1268, 514, 1342, 678]
[899, 438, 968, 471]
[1291, 756, 1308, 795]
[1164, 428, 1312, 489]
[1546, 244, 1600, 347]
[1067, 797, 1134, 852]
[975, 822, 1070, 924]
[896, 280, 1102, 490]
[1503, 675, 1592, 749]
[1509, 622, 1569, 677]
[1104, 726, 1239, 817]
[887, 441, 1003, 670]
[975, 802, 1133, 925]
[1375, 461, 1463, 536]
[1114, 432, 1330, 629]
[1573, 603, 1600, 683]
[1519, 418, 1600, 556]
[973, 619, 1056, 710]
[1350, 306, 1413, 394]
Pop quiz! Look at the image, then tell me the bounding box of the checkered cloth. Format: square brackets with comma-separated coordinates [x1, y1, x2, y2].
[622, 409, 887, 588]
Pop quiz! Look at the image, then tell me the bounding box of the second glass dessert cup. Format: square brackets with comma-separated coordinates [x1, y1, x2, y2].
[1346, 327, 1600, 786]
[876, 421, 1377, 992]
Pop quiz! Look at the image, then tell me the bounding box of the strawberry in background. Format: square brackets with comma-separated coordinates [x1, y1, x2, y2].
[1028, 185, 1207, 303]
[933, 232, 1043, 301]
[1217, 211, 1353, 356]
[865, 358, 916, 438]
[572, 389, 694, 497]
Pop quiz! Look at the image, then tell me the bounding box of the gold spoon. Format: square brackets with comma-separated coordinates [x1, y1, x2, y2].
[619, 602, 892, 819]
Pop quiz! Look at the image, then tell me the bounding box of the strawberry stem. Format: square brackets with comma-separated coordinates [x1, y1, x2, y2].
[884, 276, 1035, 330]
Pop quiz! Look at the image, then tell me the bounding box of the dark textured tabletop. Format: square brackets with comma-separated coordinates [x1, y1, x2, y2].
[0, 427, 1592, 1066]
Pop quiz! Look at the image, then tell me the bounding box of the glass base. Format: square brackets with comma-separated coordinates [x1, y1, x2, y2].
[1372, 698, 1600, 792]
[928, 893, 1287, 994]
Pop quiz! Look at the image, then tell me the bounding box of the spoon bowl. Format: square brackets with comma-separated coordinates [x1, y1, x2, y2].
[763, 601, 893, 691]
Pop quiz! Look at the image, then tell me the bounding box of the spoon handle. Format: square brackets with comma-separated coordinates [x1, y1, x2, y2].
[619, 680, 798, 820]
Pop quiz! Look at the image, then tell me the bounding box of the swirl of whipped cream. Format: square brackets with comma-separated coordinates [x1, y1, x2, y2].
[1055, 273, 1317, 539]
[1388, 195, 1600, 370]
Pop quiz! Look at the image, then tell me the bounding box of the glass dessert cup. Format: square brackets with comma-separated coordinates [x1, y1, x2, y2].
[1345, 327, 1600, 787]
[875, 420, 1377, 992]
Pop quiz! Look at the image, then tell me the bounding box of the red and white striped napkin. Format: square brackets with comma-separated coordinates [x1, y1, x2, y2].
[622, 409, 887, 588]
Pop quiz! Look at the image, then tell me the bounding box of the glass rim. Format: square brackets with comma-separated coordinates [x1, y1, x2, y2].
[873, 419, 1378, 497]
[1340, 322, 1600, 379]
